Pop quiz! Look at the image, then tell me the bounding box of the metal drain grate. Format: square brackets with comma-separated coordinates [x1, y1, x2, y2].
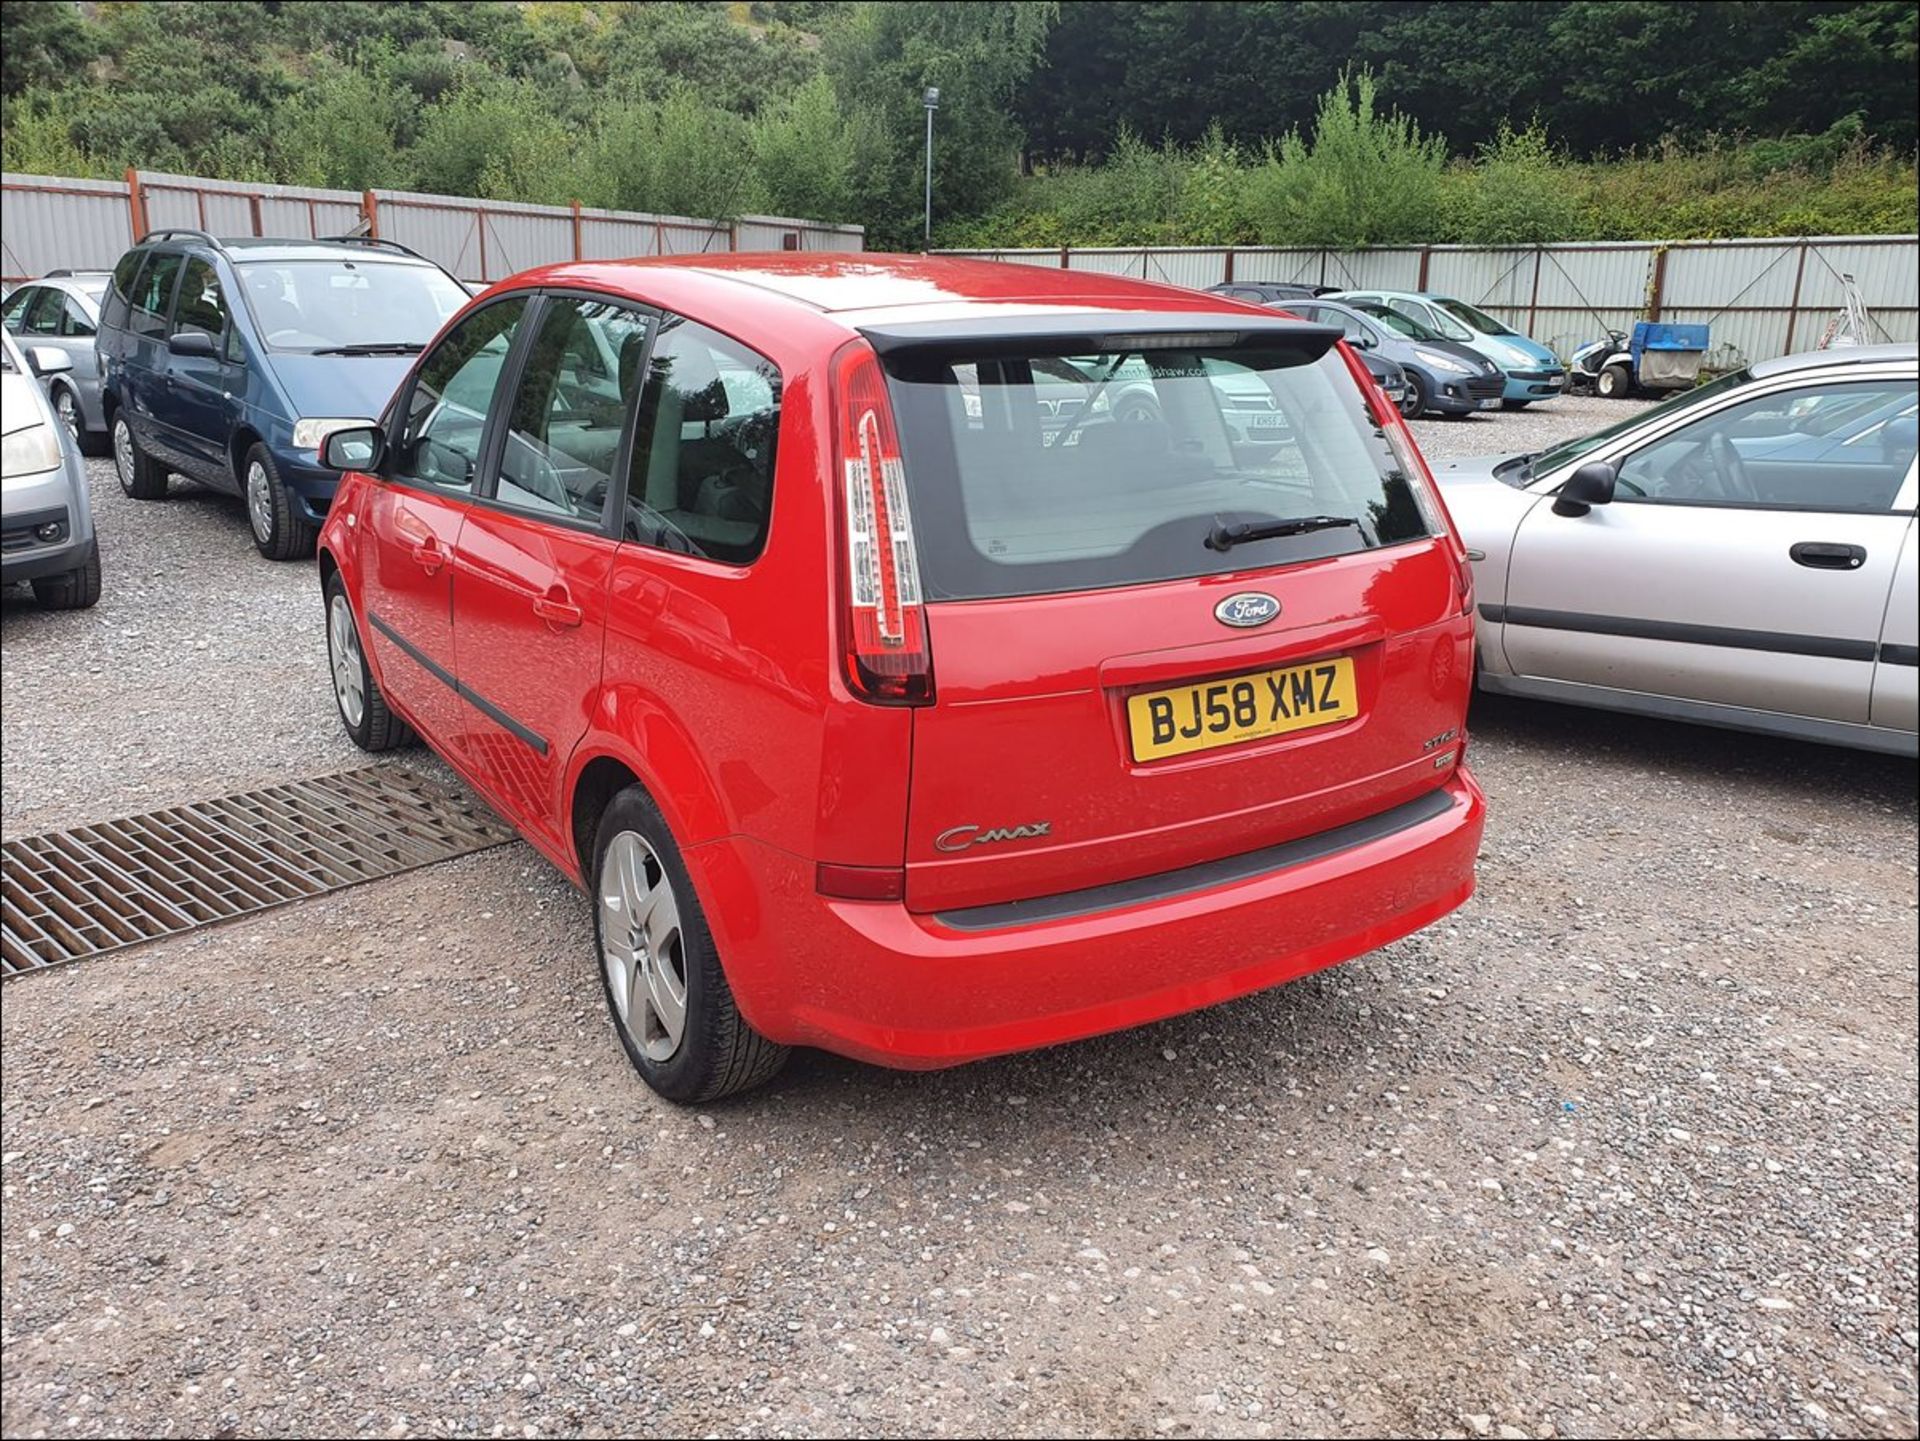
[2, 768, 515, 977]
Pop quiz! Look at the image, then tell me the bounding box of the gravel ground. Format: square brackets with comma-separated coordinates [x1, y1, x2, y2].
[3, 401, 1916, 1440]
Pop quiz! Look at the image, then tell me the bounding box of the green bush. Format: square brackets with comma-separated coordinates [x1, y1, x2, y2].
[1446, 123, 1585, 245]
[1243, 70, 1445, 247]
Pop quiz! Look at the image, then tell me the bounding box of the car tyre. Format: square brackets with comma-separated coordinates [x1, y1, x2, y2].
[111, 413, 168, 499]
[30, 539, 101, 610]
[245, 443, 317, 561]
[51, 385, 105, 457]
[1597, 364, 1631, 399]
[1400, 372, 1428, 418]
[323, 573, 413, 751]
[591, 785, 790, 1104]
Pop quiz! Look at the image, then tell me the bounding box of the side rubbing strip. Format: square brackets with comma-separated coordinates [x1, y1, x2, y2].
[1493, 605, 1878, 663]
[934, 786, 1457, 933]
[1881, 643, 1920, 667]
[366, 611, 551, 756]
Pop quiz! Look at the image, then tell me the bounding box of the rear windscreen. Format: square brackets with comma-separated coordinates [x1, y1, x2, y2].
[884, 345, 1433, 601]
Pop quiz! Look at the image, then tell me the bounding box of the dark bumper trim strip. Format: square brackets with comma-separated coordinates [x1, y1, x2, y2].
[932, 786, 1458, 933]
[366, 609, 550, 757]
[1478, 604, 1876, 663]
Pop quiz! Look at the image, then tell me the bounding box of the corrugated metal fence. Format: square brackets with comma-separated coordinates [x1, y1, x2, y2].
[2, 168, 863, 287]
[938, 238, 1919, 365]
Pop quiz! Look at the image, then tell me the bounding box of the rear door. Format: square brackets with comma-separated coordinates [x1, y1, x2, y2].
[1503, 373, 1918, 724]
[878, 327, 1474, 913]
[448, 292, 647, 846]
[121, 249, 186, 462]
[361, 294, 532, 744]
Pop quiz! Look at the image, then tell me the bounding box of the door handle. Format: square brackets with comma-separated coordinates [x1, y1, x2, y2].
[532, 590, 583, 629]
[1790, 542, 1867, 571]
[409, 539, 445, 574]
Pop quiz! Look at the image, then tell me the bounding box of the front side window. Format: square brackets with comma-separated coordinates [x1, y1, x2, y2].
[236, 259, 467, 354]
[885, 342, 1432, 601]
[623, 316, 781, 563]
[130, 251, 183, 338]
[1614, 379, 1918, 512]
[173, 259, 227, 343]
[390, 297, 530, 494]
[22, 289, 64, 336]
[1433, 297, 1517, 337]
[493, 295, 652, 527]
[1358, 304, 1444, 344]
[0, 287, 35, 332]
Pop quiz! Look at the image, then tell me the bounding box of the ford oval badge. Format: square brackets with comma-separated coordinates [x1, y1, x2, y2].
[1214, 592, 1281, 628]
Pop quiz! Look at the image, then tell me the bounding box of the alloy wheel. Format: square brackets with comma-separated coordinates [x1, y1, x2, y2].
[599, 830, 689, 1064]
[55, 390, 81, 443]
[326, 593, 366, 729]
[113, 419, 136, 495]
[247, 460, 274, 544]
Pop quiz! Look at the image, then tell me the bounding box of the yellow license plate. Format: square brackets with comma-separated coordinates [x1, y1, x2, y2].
[1126, 656, 1359, 762]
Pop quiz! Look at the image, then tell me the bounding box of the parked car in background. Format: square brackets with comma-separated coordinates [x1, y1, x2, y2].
[1289, 298, 1505, 418]
[1209, 286, 1410, 412]
[1, 270, 111, 452]
[2, 330, 101, 609]
[1334, 289, 1566, 408]
[1206, 281, 1340, 305]
[312, 253, 1485, 1102]
[95, 230, 469, 558]
[1438, 343, 1917, 754]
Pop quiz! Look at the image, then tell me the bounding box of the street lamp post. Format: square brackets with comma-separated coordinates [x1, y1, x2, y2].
[922, 86, 940, 250]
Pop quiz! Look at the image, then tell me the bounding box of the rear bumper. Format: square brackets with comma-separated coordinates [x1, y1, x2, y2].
[693, 768, 1484, 1069]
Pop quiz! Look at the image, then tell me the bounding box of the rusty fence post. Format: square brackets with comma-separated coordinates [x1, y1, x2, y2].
[125, 167, 148, 242]
[363, 190, 380, 239]
[571, 200, 583, 261]
[1783, 240, 1810, 354]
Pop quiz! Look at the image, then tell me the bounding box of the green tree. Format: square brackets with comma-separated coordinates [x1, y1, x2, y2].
[751, 73, 857, 221]
[1245, 70, 1446, 247]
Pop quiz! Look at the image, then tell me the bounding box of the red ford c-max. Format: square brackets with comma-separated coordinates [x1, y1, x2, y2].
[314, 254, 1485, 1102]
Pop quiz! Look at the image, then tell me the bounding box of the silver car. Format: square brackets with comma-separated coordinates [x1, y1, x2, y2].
[0, 270, 110, 452]
[2, 330, 101, 608]
[1437, 344, 1917, 756]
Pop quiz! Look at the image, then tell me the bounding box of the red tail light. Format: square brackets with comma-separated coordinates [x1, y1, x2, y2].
[834, 340, 933, 705]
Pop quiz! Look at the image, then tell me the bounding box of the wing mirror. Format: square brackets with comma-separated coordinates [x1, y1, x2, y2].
[321, 425, 385, 472]
[1553, 461, 1618, 517]
[167, 331, 219, 358]
[25, 345, 73, 377]
[1349, 331, 1376, 350]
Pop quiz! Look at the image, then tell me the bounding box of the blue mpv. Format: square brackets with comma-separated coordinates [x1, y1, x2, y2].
[96, 232, 468, 558]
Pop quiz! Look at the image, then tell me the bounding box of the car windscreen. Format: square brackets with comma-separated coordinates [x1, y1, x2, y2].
[234, 259, 468, 353]
[1434, 298, 1517, 337]
[884, 344, 1434, 601]
[1358, 304, 1445, 344]
[1529, 368, 1756, 478]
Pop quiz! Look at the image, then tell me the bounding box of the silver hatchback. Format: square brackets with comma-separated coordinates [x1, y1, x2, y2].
[0, 271, 110, 452]
[1438, 344, 1917, 756]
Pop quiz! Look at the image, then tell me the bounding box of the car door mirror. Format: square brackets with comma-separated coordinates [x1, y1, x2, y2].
[167, 331, 218, 358]
[25, 345, 72, 377]
[1553, 461, 1618, 517]
[321, 425, 385, 472]
[1349, 330, 1376, 350]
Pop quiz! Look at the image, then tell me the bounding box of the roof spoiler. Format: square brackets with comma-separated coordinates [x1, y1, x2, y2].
[857, 312, 1344, 363]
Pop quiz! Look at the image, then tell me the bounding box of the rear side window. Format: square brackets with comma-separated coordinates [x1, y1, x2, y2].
[102, 250, 145, 330]
[885, 343, 1432, 601]
[130, 251, 184, 338]
[60, 297, 95, 338]
[623, 316, 781, 564]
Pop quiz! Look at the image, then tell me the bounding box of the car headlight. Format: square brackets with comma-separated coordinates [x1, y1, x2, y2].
[2, 423, 63, 477]
[1413, 349, 1472, 375]
[291, 417, 374, 452]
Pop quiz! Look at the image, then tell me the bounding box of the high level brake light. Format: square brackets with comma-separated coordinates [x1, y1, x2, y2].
[835, 341, 933, 705]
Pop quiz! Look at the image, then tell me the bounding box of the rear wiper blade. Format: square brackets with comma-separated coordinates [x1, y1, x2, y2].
[310, 342, 427, 356]
[1205, 515, 1357, 552]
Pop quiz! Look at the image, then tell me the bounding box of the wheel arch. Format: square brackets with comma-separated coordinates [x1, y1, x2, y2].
[230, 425, 267, 483]
[565, 707, 733, 891]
